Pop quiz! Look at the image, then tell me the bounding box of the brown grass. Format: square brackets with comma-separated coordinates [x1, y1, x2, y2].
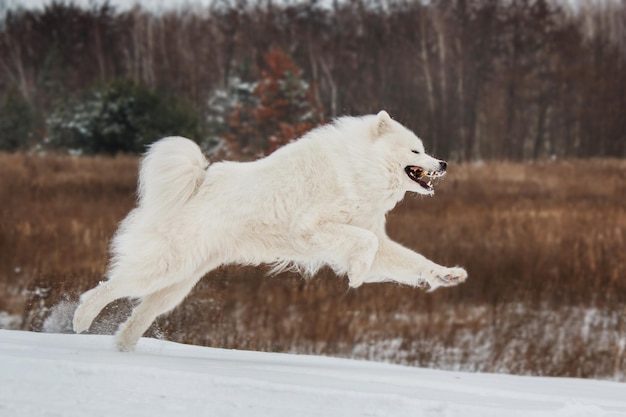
[0, 153, 624, 379]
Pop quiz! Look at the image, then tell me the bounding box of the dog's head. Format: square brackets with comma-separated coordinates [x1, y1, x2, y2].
[371, 110, 447, 196]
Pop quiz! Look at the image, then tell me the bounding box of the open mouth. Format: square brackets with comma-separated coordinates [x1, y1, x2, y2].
[404, 166, 444, 192]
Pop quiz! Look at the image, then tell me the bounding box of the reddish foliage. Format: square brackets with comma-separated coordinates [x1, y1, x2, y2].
[225, 48, 322, 157]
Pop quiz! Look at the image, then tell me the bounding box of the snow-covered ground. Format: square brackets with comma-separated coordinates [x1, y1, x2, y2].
[1, 330, 625, 417]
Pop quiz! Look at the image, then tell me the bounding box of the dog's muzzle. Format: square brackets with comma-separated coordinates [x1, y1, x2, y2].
[404, 162, 446, 192]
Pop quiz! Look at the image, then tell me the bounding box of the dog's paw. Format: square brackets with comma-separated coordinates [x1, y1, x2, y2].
[443, 267, 468, 285]
[72, 303, 92, 334]
[115, 330, 138, 352]
[426, 267, 467, 292]
[115, 338, 137, 353]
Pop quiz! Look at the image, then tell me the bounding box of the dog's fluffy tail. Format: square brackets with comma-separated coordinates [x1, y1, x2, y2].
[138, 137, 208, 215]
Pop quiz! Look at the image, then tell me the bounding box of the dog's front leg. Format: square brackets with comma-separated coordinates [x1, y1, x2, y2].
[365, 238, 467, 291]
[306, 223, 379, 288]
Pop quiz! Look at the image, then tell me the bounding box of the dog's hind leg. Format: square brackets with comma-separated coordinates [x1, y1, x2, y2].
[114, 274, 203, 352]
[73, 279, 137, 334]
[73, 262, 185, 334]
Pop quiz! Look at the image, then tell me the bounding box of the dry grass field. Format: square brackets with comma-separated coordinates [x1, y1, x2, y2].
[1, 153, 624, 380]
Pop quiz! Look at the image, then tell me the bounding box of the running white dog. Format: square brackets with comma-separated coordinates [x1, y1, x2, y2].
[73, 111, 467, 351]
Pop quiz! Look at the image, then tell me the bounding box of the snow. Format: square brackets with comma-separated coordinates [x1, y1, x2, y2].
[1, 330, 625, 417]
[0, 312, 21, 330]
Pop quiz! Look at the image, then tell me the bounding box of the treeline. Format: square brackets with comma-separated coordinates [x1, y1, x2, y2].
[0, 0, 625, 160]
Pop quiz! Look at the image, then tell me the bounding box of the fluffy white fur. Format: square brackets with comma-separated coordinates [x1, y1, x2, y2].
[73, 111, 467, 351]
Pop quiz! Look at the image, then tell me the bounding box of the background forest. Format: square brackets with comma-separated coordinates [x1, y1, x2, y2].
[0, 0, 625, 381]
[0, 0, 625, 159]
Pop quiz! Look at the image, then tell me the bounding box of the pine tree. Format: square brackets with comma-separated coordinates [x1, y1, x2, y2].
[47, 79, 202, 155]
[208, 48, 322, 158]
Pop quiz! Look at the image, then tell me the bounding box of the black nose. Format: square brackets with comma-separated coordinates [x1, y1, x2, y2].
[439, 161, 447, 171]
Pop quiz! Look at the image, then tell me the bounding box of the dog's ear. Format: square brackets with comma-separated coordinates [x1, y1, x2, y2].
[374, 110, 393, 137]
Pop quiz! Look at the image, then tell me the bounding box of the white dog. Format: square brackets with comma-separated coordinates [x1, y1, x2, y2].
[73, 111, 467, 351]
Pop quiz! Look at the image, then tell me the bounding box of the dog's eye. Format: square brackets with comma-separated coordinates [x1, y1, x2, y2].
[411, 150, 421, 154]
